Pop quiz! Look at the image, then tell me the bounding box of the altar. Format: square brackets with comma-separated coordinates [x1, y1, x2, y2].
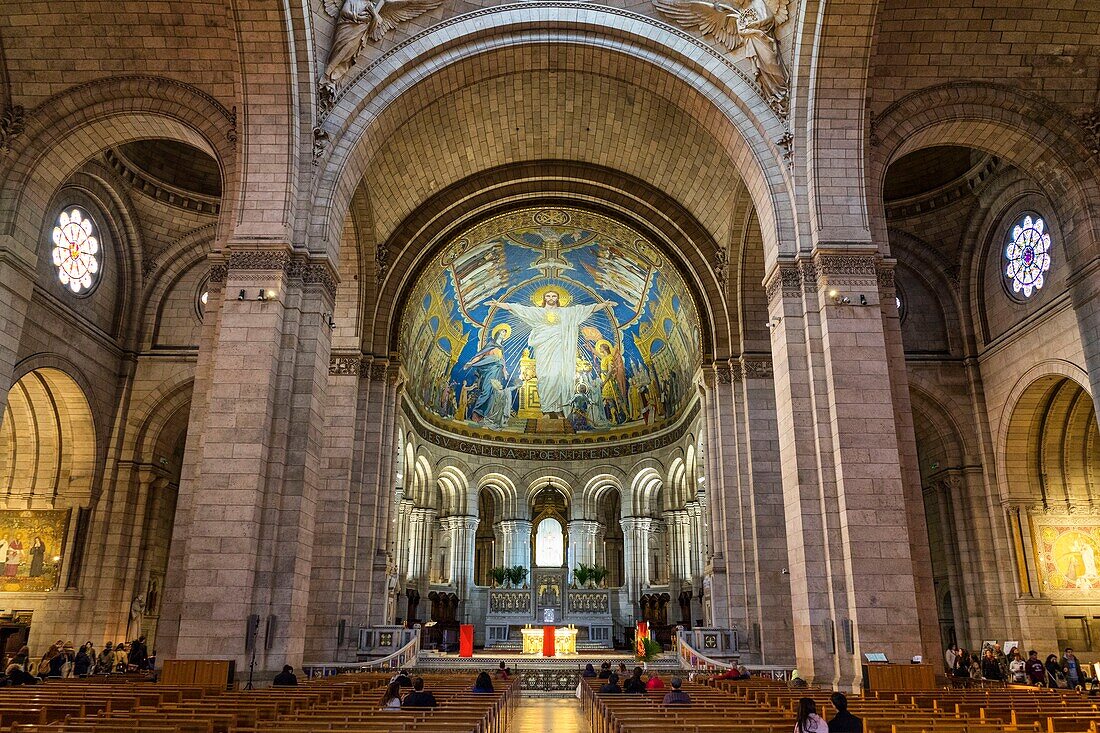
[520, 625, 578, 656]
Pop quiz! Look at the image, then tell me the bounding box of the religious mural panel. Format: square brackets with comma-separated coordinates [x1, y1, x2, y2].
[399, 207, 702, 439]
[1031, 515, 1100, 598]
[0, 510, 70, 592]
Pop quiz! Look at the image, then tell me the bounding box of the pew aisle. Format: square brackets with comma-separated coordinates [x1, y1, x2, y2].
[581, 674, 1100, 733]
[1, 672, 517, 733]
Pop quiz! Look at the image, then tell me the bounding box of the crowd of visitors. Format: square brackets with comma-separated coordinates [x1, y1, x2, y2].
[944, 643, 1097, 689]
[0, 635, 152, 685]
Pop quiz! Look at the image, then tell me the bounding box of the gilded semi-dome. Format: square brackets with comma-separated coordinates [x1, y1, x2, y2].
[399, 207, 701, 441]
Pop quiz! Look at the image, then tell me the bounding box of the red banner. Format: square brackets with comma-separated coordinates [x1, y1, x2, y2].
[459, 624, 474, 658]
[636, 621, 649, 658]
[542, 625, 555, 657]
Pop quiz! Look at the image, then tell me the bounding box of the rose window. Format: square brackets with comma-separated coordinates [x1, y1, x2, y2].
[51, 208, 100, 294]
[1004, 214, 1051, 299]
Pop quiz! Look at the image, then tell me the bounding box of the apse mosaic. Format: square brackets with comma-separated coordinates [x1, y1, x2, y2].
[399, 208, 702, 439]
[1032, 517, 1100, 597]
[0, 510, 70, 593]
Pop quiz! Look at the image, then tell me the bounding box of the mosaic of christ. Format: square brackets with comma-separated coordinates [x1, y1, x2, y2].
[400, 208, 702, 438]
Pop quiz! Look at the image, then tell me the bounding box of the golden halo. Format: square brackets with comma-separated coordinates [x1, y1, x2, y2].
[491, 323, 512, 342]
[530, 284, 572, 307]
[594, 338, 613, 355]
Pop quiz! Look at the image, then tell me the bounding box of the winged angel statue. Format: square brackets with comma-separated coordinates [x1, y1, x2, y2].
[653, 0, 789, 114]
[321, 0, 445, 96]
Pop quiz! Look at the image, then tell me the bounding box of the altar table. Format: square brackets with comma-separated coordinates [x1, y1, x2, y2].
[520, 626, 578, 656]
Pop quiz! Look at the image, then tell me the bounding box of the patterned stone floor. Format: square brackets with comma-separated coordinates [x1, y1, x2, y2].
[510, 697, 589, 732]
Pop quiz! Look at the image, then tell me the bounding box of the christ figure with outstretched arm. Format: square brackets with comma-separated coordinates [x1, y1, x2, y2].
[488, 289, 615, 417]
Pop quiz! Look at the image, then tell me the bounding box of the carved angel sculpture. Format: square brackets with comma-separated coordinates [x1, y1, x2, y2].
[321, 0, 445, 95]
[653, 0, 789, 113]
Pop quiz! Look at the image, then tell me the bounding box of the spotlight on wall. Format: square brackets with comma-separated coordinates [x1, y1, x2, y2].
[238, 289, 247, 301]
[257, 289, 268, 302]
[830, 289, 850, 305]
[324, 313, 336, 330]
[765, 317, 782, 330]
[859, 294, 868, 306]
[780, 568, 790, 575]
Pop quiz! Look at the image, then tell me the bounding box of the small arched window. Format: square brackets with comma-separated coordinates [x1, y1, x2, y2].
[535, 518, 564, 567]
[1004, 214, 1052, 299]
[51, 208, 101, 294]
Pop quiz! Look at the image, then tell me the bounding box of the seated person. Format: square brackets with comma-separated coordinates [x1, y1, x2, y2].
[401, 677, 438, 708]
[827, 692, 863, 733]
[392, 669, 413, 687]
[623, 667, 646, 694]
[662, 677, 691, 705]
[597, 662, 612, 679]
[581, 663, 597, 678]
[272, 664, 298, 686]
[472, 671, 494, 693]
[599, 672, 622, 693]
[379, 681, 402, 710]
[494, 661, 510, 679]
[645, 673, 665, 690]
[713, 665, 746, 681]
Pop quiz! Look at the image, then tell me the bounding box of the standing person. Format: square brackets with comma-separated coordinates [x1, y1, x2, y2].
[1009, 650, 1026, 684]
[827, 692, 863, 733]
[1062, 648, 1086, 688]
[944, 644, 959, 674]
[981, 649, 1004, 681]
[127, 636, 148, 671]
[793, 697, 827, 732]
[1024, 650, 1045, 685]
[113, 642, 129, 672]
[73, 644, 92, 677]
[1045, 654, 1066, 688]
[96, 642, 115, 674]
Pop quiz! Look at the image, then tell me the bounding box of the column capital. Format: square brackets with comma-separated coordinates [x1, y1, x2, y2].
[410, 506, 439, 522]
[620, 516, 655, 533]
[567, 519, 600, 537]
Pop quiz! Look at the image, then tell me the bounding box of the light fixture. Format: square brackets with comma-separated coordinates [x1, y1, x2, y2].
[765, 317, 781, 329]
[859, 294, 868, 306]
[257, 289, 268, 302]
[238, 289, 247, 301]
[324, 313, 336, 330]
[830, 289, 850, 305]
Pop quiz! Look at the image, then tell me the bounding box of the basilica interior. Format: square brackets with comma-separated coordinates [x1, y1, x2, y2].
[0, 0, 1096, 700]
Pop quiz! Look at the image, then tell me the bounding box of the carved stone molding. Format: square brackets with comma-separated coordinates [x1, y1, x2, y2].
[228, 249, 293, 272]
[208, 263, 228, 284]
[764, 262, 801, 304]
[812, 252, 878, 287]
[105, 148, 221, 215]
[226, 249, 339, 301]
[368, 361, 390, 381]
[740, 357, 773, 380]
[876, 262, 895, 292]
[714, 363, 732, 385]
[329, 356, 361, 376]
[1077, 108, 1100, 156]
[0, 105, 27, 152]
[775, 130, 794, 169]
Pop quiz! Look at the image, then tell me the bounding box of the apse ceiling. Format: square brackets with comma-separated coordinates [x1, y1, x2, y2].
[883, 145, 984, 201]
[114, 139, 222, 198]
[399, 206, 701, 444]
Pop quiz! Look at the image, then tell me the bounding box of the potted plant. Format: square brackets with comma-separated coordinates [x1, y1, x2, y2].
[507, 565, 528, 588]
[636, 637, 663, 664]
[591, 565, 609, 588]
[572, 563, 591, 589]
[489, 566, 507, 588]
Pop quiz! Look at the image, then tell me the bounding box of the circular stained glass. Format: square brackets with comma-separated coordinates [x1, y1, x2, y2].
[1004, 214, 1051, 299]
[51, 208, 100, 294]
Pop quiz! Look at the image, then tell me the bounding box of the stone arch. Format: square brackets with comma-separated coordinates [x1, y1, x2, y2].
[868, 83, 1100, 273]
[0, 367, 96, 507]
[412, 453, 434, 508]
[999, 368, 1097, 506]
[0, 77, 239, 264]
[436, 464, 470, 518]
[525, 473, 574, 514]
[474, 470, 520, 521]
[310, 4, 797, 270]
[908, 383, 970, 472]
[581, 473, 626, 521]
[630, 465, 664, 518]
[143, 226, 218, 351]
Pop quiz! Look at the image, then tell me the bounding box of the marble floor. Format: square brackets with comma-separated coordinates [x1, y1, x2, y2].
[510, 697, 590, 732]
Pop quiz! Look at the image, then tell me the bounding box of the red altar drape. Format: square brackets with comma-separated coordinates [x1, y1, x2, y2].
[459, 624, 474, 657]
[543, 625, 555, 657]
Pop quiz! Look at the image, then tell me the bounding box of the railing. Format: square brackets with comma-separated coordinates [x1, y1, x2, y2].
[675, 627, 731, 672]
[303, 626, 421, 678]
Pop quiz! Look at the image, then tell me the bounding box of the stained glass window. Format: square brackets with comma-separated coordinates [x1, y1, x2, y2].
[1004, 214, 1051, 299]
[51, 208, 100, 294]
[196, 280, 210, 319]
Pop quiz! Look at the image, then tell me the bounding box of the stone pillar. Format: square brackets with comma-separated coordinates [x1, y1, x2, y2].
[444, 515, 479, 602]
[407, 507, 438, 594]
[498, 519, 532, 570]
[0, 238, 36, 419]
[766, 252, 926, 689]
[567, 519, 599, 581]
[393, 496, 413, 586]
[1068, 258, 1100, 409]
[621, 516, 653, 602]
[165, 246, 336, 674]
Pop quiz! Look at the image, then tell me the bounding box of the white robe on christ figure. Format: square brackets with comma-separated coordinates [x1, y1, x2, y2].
[504, 302, 602, 414]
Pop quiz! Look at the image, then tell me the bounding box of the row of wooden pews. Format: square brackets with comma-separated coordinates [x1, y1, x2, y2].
[582, 672, 1100, 733]
[0, 671, 516, 733]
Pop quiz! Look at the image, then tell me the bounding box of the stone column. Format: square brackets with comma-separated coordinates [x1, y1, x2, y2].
[164, 246, 336, 674]
[1068, 258, 1100, 407]
[567, 519, 599, 580]
[444, 515, 479, 601]
[407, 507, 438, 594]
[498, 519, 532, 570]
[0, 238, 36, 419]
[393, 496, 413, 585]
[766, 252, 926, 689]
[621, 516, 653, 603]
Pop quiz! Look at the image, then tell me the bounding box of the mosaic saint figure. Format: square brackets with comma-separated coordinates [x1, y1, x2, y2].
[28, 538, 45, 578]
[489, 289, 615, 417]
[465, 325, 517, 429]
